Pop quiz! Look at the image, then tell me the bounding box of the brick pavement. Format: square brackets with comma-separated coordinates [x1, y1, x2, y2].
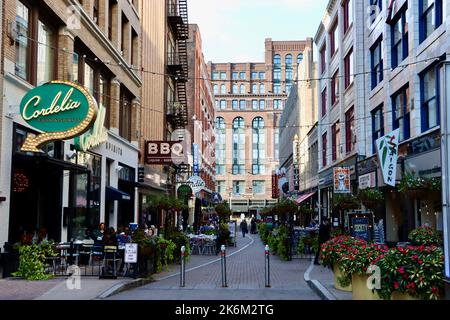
[0, 278, 63, 300]
[108, 232, 320, 300]
[307, 263, 352, 300]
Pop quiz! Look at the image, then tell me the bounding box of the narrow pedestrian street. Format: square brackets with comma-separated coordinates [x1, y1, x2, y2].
[108, 232, 319, 300]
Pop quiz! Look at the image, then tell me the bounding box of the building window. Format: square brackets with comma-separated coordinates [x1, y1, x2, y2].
[215, 117, 226, 176]
[274, 128, 279, 161]
[233, 181, 245, 195]
[232, 72, 238, 80]
[392, 85, 411, 141]
[233, 117, 246, 175]
[216, 181, 226, 195]
[286, 83, 293, 95]
[297, 53, 304, 64]
[15, 1, 56, 85]
[330, 19, 338, 57]
[232, 84, 238, 94]
[239, 100, 246, 110]
[252, 100, 258, 110]
[274, 100, 282, 110]
[320, 45, 326, 74]
[322, 132, 327, 167]
[232, 100, 238, 110]
[274, 69, 281, 81]
[259, 100, 265, 110]
[332, 122, 340, 162]
[331, 69, 339, 106]
[286, 69, 293, 81]
[252, 117, 265, 175]
[260, 84, 265, 94]
[259, 72, 266, 79]
[240, 84, 246, 94]
[274, 84, 281, 94]
[370, 37, 383, 90]
[215, 100, 220, 110]
[239, 72, 246, 80]
[221, 84, 226, 94]
[251, 72, 258, 79]
[345, 106, 355, 153]
[391, 5, 408, 69]
[369, 0, 383, 24]
[119, 87, 133, 141]
[220, 72, 226, 80]
[220, 100, 227, 110]
[285, 54, 293, 67]
[273, 54, 281, 66]
[419, 0, 444, 43]
[344, 48, 354, 89]
[343, 0, 353, 34]
[212, 72, 219, 80]
[372, 105, 384, 154]
[214, 85, 219, 95]
[420, 65, 440, 131]
[252, 181, 265, 194]
[321, 87, 327, 117]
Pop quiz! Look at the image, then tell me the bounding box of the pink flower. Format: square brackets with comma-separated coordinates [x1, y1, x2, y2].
[397, 266, 405, 274]
[418, 260, 423, 265]
[394, 282, 399, 290]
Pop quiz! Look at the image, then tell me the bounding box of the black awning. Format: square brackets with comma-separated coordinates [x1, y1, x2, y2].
[13, 152, 89, 173]
[106, 186, 131, 201]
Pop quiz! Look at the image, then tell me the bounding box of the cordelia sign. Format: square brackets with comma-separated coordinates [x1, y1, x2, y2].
[186, 175, 205, 194]
[74, 103, 108, 152]
[376, 129, 400, 187]
[20, 81, 98, 152]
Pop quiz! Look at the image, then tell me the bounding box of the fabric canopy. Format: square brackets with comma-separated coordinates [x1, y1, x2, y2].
[296, 192, 316, 204]
[106, 186, 131, 201]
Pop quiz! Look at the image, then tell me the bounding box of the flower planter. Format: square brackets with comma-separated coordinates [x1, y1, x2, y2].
[361, 200, 378, 210]
[404, 189, 425, 199]
[333, 263, 352, 292]
[391, 291, 420, 300]
[351, 274, 380, 300]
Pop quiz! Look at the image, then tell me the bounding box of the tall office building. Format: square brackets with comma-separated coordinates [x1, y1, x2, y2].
[208, 38, 312, 215]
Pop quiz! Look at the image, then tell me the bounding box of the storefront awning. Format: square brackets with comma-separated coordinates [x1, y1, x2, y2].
[296, 192, 316, 205]
[106, 186, 131, 201]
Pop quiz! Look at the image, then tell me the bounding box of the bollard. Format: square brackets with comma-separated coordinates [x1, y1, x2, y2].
[180, 246, 186, 287]
[221, 245, 228, 287]
[265, 244, 271, 287]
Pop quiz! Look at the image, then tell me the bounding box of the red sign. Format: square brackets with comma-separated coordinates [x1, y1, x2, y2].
[145, 141, 185, 165]
[272, 174, 279, 199]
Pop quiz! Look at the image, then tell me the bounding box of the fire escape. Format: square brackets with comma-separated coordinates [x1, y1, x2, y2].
[167, 0, 189, 129]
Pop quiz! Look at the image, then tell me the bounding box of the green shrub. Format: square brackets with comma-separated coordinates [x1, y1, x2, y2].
[13, 244, 58, 280]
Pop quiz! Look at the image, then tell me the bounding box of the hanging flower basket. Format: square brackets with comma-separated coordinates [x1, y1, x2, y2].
[405, 188, 425, 199]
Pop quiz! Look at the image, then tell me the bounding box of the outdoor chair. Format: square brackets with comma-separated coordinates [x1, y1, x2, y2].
[79, 239, 94, 266]
[201, 240, 216, 255]
[100, 245, 120, 279]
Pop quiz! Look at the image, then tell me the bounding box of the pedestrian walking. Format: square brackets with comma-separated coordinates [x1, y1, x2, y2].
[314, 217, 331, 265]
[250, 217, 257, 234]
[240, 219, 248, 238]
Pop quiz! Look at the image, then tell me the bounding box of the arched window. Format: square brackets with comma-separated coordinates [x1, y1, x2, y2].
[214, 85, 219, 95]
[232, 84, 238, 94]
[240, 84, 245, 94]
[232, 117, 245, 175]
[285, 54, 292, 67]
[273, 54, 281, 66]
[215, 117, 226, 175]
[252, 117, 265, 174]
[221, 84, 226, 94]
[297, 53, 304, 64]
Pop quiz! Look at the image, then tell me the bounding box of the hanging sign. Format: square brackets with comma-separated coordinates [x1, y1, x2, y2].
[334, 167, 351, 193]
[74, 103, 108, 152]
[20, 81, 98, 152]
[186, 175, 205, 193]
[351, 217, 370, 241]
[376, 129, 400, 187]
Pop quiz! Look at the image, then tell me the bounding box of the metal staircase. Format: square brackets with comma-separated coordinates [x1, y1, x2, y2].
[168, 0, 189, 129]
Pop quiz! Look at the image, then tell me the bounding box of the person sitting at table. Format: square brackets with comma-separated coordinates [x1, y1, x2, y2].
[93, 222, 106, 241]
[102, 227, 118, 246]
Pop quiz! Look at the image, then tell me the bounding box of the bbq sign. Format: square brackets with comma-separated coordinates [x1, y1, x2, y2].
[20, 81, 97, 152]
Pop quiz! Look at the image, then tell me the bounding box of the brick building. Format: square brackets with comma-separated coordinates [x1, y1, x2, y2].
[0, 0, 141, 244]
[208, 38, 312, 215]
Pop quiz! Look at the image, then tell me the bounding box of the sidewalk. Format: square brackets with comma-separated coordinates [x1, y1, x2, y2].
[304, 261, 352, 300]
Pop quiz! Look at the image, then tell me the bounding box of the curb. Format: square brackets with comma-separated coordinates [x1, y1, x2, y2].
[96, 278, 153, 299]
[303, 260, 336, 301]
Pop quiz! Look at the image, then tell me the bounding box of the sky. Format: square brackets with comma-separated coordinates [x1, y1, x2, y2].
[187, 0, 330, 63]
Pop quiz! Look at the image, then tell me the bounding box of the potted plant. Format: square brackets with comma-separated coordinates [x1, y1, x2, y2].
[339, 243, 388, 300]
[372, 245, 444, 300]
[408, 226, 443, 246]
[332, 194, 360, 210]
[398, 173, 427, 199]
[357, 188, 384, 209]
[319, 235, 366, 291]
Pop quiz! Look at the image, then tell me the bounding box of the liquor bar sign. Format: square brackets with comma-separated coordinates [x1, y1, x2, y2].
[20, 81, 98, 152]
[272, 173, 279, 199]
[145, 141, 185, 165]
[376, 129, 400, 187]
